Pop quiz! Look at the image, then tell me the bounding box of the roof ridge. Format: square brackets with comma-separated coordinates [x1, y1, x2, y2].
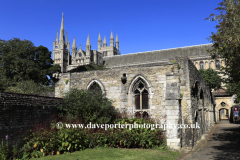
[104, 43, 212, 58]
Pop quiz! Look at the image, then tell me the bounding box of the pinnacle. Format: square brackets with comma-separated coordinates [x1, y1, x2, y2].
[60, 13, 64, 30]
[98, 32, 101, 41]
[56, 30, 58, 43]
[116, 34, 119, 42]
[110, 31, 114, 40]
[86, 34, 91, 46]
[66, 32, 68, 43]
[103, 36, 107, 44]
[72, 36, 77, 48]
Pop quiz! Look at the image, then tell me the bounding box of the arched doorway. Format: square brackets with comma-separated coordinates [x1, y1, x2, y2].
[219, 108, 229, 120]
[216, 102, 231, 122]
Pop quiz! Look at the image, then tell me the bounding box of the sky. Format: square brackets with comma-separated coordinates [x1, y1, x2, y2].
[0, 0, 222, 58]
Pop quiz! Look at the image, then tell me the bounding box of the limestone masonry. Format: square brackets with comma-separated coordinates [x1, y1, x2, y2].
[53, 13, 235, 150]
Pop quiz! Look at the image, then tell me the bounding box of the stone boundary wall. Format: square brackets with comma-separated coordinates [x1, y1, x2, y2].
[0, 92, 63, 146]
[182, 57, 215, 149]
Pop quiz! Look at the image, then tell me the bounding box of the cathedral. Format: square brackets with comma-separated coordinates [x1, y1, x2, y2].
[53, 13, 234, 150]
[53, 13, 119, 74]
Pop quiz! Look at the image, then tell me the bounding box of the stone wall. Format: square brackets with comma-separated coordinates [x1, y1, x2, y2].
[179, 57, 215, 150]
[56, 62, 173, 117]
[0, 92, 63, 146]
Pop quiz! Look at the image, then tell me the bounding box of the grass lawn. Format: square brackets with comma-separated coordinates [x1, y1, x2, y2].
[31, 147, 180, 160]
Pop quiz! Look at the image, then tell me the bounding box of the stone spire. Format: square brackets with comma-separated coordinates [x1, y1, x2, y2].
[98, 32, 101, 42]
[110, 31, 114, 40]
[103, 36, 107, 47]
[86, 34, 91, 57]
[98, 32, 102, 50]
[86, 34, 91, 46]
[110, 31, 114, 47]
[115, 34, 119, 50]
[66, 32, 68, 44]
[115, 34, 119, 42]
[72, 36, 77, 49]
[71, 36, 77, 58]
[60, 12, 64, 30]
[59, 12, 65, 43]
[56, 30, 58, 43]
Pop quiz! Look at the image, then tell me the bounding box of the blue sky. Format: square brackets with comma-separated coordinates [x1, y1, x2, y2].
[0, 0, 221, 57]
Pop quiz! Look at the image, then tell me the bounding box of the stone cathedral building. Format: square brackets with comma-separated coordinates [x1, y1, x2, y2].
[53, 14, 234, 150]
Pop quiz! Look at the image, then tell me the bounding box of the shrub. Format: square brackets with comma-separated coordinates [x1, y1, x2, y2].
[19, 114, 165, 159]
[0, 140, 23, 160]
[57, 88, 120, 124]
[0, 140, 8, 160]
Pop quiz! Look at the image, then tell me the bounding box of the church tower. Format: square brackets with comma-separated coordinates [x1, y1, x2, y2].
[53, 13, 70, 73]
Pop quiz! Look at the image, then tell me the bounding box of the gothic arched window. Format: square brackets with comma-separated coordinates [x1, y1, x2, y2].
[88, 82, 102, 93]
[200, 61, 204, 69]
[133, 79, 149, 110]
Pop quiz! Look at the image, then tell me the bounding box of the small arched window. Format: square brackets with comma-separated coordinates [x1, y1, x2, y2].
[200, 61, 204, 69]
[79, 53, 82, 57]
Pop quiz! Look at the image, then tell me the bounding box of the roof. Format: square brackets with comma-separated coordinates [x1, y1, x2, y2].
[103, 44, 213, 68]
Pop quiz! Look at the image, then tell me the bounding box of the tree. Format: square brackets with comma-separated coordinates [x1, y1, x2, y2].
[199, 68, 222, 90]
[0, 79, 7, 91]
[205, 0, 240, 101]
[0, 38, 61, 88]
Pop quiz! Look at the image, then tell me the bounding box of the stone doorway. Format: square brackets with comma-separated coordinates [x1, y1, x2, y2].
[219, 108, 229, 120]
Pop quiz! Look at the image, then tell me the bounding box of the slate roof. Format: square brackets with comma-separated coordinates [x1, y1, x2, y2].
[103, 44, 213, 68]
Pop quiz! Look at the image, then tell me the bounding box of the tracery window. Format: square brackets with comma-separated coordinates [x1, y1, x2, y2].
[200, 61, 204, 69]
[88, 82, 102, 93]
[133, 79, 149, 110]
